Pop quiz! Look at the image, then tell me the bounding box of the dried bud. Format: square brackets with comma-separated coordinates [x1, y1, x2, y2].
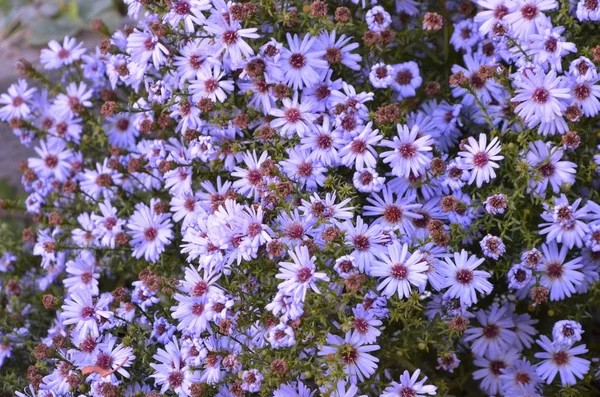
[449, 71, 467, 87]
[22, 227, 36, 243]
[440, 195, 459, 212]
[363, 31, 381, 46]
[311, 1, 328, 17]
[271, 359, 288, 375]
[430, 157, 447, 174]
[344, 274, 366, 292]
[112, 287, 130, 303]
[48, 212, 62, 225]
[115, 232, 129, 246]
[219, 319, 233, 335]
[197, 98, 214, 112]
[67, 374, 80, 389]
[322, 226, 340, 242]
[335, 7, 351, 22]
[256, 126, 276, 141]
[268, 240, 285, 258]
[190, 383, 208, 397]
[423, 12, 443, 31]
[375, 104, 401, 124]
[52, 334, 67, 348]
[448, 316, 468, 332]
[561, 131, 581, 149]
[233, 113, 249, 129]
[128, 157, 142, 173]
[33, 344, 49, 360]
[593, 45, 600, 62]
[531, 286, 549, 305]
[43, 294, 57, 309]
[423, 81, 441, 96]
[63, 179, 78, 194]
[565, 105, 582, 122]
[150, 21, 167, 37]
[101, 101, 118, 117]
[99, 39, 112, 55]
[158, 113, 172, 129]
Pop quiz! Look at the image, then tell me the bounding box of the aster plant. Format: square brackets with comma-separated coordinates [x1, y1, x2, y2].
[3, 0, 600, 396]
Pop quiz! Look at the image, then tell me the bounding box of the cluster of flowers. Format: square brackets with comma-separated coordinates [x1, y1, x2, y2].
[2, 0, 600, 395]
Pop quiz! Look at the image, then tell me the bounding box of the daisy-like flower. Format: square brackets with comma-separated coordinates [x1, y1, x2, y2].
[366, 6, 392, 32]
[380, 124, 433, 179]
[473, 349, 521, 395]
[350, 305, 382, 344]
[204, 19, 260, 66]
[270, 92, 316, 138]
[499, 358, 541, 396]
[450, 19, 481, 53]
[463, 304, 517, 358]
[279, 147, 327, 191]
[163, 0, 211, 33]
[88, 337, 135, 382]
[526, 140, 576, 196]
[576, 0, 600, 21]
[127, 202, 174, 263]
[339, 122, 382, 170]
[28, 139, 73, 182]
[241, 369, 263, 392]
[458, 134, 503, 188]
[314, 30, 361, 71]
[539, 242, 584, 301]
[552, 320, 584, 347]
[0, 79, 36, 121]
[535, 335, 590, 386]
[151, 338, 200, 397]
[504, 0, 557, 39]
[280, 33, 329, 90]
[341, 216, 387, 273]
[438, 249, 493, 307]
[106, 114, 139, 149]
[64, 251, 99, 295]
[189, 64, 234, 103]
[451, 52, 504, 106]
[40, 36, 86, 69]
[173, 39, 215, 82]
[371, 242, 428, 298]
[474, 0, 516, 36]
[51, 82, 94, 119]
[369, 63, 395, 88]
[480, 234, 506, 260]
[353, 168, 385, 193]
[363, 187, 423, 234]
[570, 76, 600, 117]
[80, 159, 123, 201]
[300, 117, 344, 166]
[276, 245, 330, 302]
[484, 193, 508, 215]
[317, 331, 379, 382]
[391, 61, 423, 99]
[61, 289, 112, 343]
[231, 150, 270, 200]
[127, 29, 170, 70]
[527, 27, 577, 72]
[511, 69, 570, 131]
[539, 195, 589, 249]
[381, 369, 437, 397]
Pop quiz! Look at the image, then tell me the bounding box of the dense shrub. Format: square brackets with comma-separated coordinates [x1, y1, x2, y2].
[2, 0, 600, 396]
